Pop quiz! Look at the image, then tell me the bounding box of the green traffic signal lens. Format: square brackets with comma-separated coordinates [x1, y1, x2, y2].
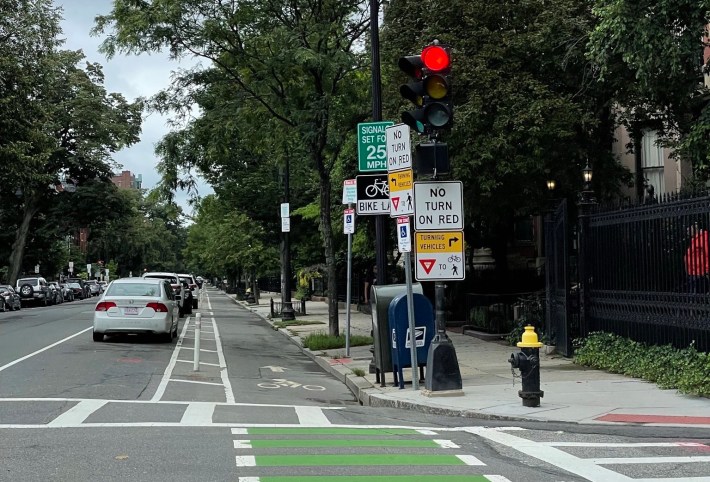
[424, 75, 448, 99]
[425, 103, 451, 127]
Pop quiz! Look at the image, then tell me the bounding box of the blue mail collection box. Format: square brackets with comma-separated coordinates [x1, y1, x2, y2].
[387, 292, 435, 389]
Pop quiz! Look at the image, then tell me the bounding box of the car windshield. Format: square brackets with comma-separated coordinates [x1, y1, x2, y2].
[145, 275, 178, 283]
[17, 278, 37, 285]
[68, 283, 81, 288]
[106, 283, 161, 297]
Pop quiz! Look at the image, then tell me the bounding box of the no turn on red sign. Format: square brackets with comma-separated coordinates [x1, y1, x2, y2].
[415, 231, 465, 281]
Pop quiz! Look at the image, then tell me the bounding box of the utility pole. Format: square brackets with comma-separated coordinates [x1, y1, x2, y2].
[281, 155, 295, 320]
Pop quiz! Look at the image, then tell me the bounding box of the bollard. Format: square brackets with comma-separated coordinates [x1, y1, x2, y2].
[193, 313, 201, 371]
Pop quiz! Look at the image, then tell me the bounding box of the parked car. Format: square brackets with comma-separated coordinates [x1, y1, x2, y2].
[0, 285, 22, 311]
[48, 282, 63, 304]
[16, 276, 50, 307]
[92, 277, 179, 342]
[142, 272, 189, 316]
[86, 280, 101, 297]
[66, 278, 91, 299]
[67, 282, 85, 300]
[179, 273, 200, 309]
[59, 283, 74, 302]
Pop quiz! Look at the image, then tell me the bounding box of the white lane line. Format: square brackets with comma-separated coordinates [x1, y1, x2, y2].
[434, 439, 460, 449]
[234, 440, 252, 449]
[211, 315, 235, 404]
[176, 359, 221, 367]
[235, 456, 256, 467]
[178, 347, 218, 353]
[416, 429, 439, 435]
[635, 478, 710, 482]
[231, 428, 248, 435]
[47, 399, 107, 427]
[466, 427, 634, 482]
[182, 336, 216, 341]
[456, 454, 486, 466]
[591, 456, 710, 465]
[544, 442, 707, 447]
[151, 316, 191, 401]
[237, 478, 259, 482]
[0, 327, 92, 373]
[294, 406, 331, 426]
[0, 397, 346, 409]
[169, 379, 224, 386]
[207, 294, 212, 310]
[484, 476, 513, 482]
[180, 402, 215, 425]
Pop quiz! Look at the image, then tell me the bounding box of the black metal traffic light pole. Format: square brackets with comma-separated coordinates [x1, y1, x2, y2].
[281, 154, 295, 321]
[370, 0, 388, 289]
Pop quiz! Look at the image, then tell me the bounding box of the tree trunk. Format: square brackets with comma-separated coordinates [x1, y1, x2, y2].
[8, 199, 39, 286]
[319, 173, 339, 336]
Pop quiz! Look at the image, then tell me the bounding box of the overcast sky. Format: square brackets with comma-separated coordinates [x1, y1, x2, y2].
[56, 0, 213, 216]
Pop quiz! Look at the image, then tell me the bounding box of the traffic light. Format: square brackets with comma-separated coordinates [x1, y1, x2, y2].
[399, 42, 453, 133]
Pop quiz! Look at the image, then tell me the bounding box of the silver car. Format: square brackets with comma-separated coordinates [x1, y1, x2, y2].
[92, 278, 179, 342]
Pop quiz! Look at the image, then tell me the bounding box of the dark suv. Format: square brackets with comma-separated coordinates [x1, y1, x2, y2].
[16, 276, 51, 307]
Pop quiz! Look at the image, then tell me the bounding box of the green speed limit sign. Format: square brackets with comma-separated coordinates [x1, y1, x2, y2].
[357, 121, 393, 172]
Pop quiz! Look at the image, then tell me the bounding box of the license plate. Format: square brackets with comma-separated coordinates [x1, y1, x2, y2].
[124, 307, 139, 315]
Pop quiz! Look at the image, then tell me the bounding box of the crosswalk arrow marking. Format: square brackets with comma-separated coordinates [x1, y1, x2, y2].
[420, 259, 436, 274]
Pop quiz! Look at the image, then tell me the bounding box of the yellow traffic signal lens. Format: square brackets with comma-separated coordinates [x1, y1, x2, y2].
[425, 75, 448, 99]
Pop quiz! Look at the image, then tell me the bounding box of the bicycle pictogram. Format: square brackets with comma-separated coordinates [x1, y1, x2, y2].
[365, 179, 389, 197]
[257, 378, 326, 391]
[447, 255, 461, 263]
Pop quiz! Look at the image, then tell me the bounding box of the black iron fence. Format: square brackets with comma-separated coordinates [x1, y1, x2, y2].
[580, 193, 710, 352]
[270, 297, 307, 317]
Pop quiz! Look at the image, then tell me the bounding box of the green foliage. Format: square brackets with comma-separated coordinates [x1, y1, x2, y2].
[302, 332, 373, 351]
[351, 368, 366, 377]
[574, 332, 710, 397]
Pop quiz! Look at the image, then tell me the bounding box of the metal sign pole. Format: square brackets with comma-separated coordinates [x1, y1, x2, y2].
[404, 250, 418, 390]
[345, 205, 353, 358]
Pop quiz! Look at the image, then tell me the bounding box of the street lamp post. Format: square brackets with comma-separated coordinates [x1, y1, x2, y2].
[577, 161, 596, 339]
[281, 156, 295, 321]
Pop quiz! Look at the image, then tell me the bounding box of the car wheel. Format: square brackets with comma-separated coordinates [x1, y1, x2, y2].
[20, 284, 33, 297]
[178, 306, 184, 318]
[172, 322, 178, 339]
[161, 328, 174, 343]
[43, 297, 48, 307]
[93, 332, 103, 342]
[193, 300, 198, 309]
[0, 302, 6, 312]
[184, 302, 193, 315]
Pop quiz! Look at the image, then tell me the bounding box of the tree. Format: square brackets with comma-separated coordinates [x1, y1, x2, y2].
[1, 1, 142, 284]
[95, 0, 371, 334]
[587, 0, 710, 174]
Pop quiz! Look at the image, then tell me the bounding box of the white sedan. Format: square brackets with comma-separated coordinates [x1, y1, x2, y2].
[93, 278, 180, 342]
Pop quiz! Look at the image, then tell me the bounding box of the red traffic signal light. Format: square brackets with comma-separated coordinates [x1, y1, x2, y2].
[421, 45, 451, 72]
[398, 42, 453, 133]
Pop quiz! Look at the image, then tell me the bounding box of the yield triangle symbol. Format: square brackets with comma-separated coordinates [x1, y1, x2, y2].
[392, 197, 400, 210]
[420, 259, 436, 274]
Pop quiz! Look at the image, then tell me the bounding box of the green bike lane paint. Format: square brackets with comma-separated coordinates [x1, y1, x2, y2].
[232, 427, 511, 482]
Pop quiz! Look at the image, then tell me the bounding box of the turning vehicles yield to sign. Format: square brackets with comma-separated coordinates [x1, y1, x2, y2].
[415, 231, 465, 281]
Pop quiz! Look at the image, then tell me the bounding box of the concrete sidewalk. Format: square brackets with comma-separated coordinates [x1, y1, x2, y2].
[225, 289, 710, 428]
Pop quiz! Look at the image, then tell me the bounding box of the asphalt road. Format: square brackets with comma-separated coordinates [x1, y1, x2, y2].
[0, 288, 708, 482]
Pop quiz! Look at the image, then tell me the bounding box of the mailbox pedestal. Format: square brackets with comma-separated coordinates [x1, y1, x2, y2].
[388, 293, 435, 389]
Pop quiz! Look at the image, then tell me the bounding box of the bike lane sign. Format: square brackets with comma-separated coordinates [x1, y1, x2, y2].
[414, 231, 465, 281]
[355, 173, 390, 215]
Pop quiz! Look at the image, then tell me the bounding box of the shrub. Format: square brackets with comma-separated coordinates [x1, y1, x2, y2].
[574, 332, 710, 397]
[302, 331, 373, 351]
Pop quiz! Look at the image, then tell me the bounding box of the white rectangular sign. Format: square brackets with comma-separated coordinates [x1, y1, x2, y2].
[68, 261, 74, 270]
[343, 208, 355, 234]
[342, 179, 357, 204]
[281, 217, 290, 232]
[86, 263, 92, 274]
[280, 203, 290, 218]
[386, 124, 412, 172]
[397, 216, 411, 252]
[414, 181, 464, 231]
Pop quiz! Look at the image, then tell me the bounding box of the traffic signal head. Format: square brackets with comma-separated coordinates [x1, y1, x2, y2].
[398, 42, 453, 134]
